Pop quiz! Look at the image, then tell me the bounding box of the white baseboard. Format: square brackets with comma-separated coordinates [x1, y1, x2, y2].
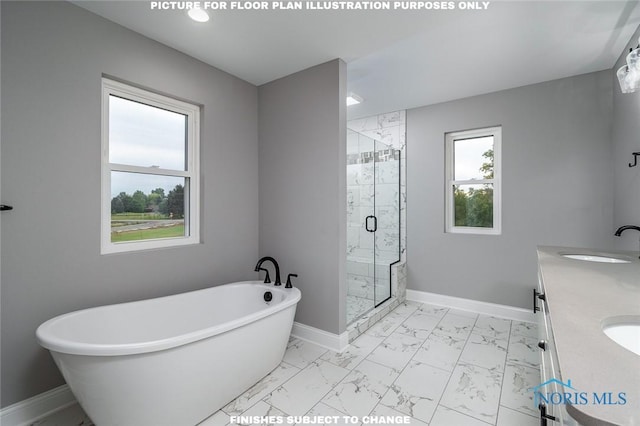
[291, 322, 349, 352]
[0, 384, 76, 426]
[406, 289, 537, 323]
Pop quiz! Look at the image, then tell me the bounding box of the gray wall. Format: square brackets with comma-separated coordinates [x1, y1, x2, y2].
[1, 1, 259, 407]
[258, 60, 347, 335]
[407, 71, 615, 309]
[612, 26, 640, 251]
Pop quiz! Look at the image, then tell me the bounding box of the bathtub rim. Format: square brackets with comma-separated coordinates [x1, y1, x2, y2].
[36, 281, 300, 357]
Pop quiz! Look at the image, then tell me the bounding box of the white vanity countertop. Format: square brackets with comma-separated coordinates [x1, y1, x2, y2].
[538, 246, 640, 426]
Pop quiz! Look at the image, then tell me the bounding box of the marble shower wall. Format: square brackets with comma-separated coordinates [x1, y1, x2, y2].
[348, 110, 406, 264]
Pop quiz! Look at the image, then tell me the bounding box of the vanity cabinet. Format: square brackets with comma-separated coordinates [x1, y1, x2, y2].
[536, 273, 581, 426]
[536, 247, 640, 426]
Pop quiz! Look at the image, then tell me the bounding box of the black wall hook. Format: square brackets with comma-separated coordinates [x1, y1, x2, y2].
[630, 152, 640, 167]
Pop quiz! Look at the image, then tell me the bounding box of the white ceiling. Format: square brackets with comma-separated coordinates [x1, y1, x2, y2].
[74, 1, 640, 118]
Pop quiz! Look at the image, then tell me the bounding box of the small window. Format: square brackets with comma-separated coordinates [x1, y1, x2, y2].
[101, 78, 200, 253]
[445, 126, 501, 235]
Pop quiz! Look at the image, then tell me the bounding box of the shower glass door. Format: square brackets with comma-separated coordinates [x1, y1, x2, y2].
[373, 139, 400, 307]
[346, 130, 401, 324]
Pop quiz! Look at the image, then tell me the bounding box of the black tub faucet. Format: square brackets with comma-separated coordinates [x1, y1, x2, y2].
[286, 273, 298, 289]
[614, 225, 640, 236]
[254, 257, 281, 286]
[258, 267, 271, 283]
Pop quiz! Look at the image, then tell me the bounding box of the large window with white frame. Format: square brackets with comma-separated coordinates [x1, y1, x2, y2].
[101, 78, 200, 254]
[445, 126, 501, 235]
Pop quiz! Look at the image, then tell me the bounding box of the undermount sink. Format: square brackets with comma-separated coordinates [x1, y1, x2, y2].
[603, 317, 640, 356]
[562, 253, 631, 264]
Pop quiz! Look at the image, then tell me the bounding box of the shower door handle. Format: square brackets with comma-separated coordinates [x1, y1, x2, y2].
[365, 216, 373, 232]
[365, 215, 378, 232]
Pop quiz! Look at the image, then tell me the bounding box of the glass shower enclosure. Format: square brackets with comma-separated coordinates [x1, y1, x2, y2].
[346, 129, 401, 325]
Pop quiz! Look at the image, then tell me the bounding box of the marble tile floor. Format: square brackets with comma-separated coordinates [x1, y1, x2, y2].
[32, 301, 541, 426]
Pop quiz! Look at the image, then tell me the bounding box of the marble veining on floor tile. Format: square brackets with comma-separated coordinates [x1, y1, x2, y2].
[506, 334, 540, 369]
[364, 311, 406, 337]
[366, 332, 423, 371]
[415, 303, 448, 319]
[473, 315, 512, 339]
[222, 362, 300, 416]
[283, 338, 328, 369]
[412, 329, 466, 372]
[321, 333, 384, 370]
[322, 359, 398, 416]
[499, 363, 540, 418]
[458, 333, 508, 372]
[510, 321, 539, 339]
[434, 312, 477, 339]
[380, 360, 451, 423]
[440, 362, 503, 424]
[395, 311, 441, 340]
[265, 360, 350, 416]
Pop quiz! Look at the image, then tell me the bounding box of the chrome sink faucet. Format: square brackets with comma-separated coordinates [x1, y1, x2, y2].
[615, 225, 640, 258]
[254, 257, 281, 286]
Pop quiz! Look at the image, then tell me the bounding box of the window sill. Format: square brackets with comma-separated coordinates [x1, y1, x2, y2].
[101, 236, 200, 255]
[446, 227, 501, 236]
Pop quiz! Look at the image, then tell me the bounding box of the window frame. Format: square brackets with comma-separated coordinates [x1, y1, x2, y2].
[445, 126, 502, 235]
[101, 78, 200, 254]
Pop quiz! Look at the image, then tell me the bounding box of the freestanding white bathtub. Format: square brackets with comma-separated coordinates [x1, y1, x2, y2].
[36, 281, 301, 426]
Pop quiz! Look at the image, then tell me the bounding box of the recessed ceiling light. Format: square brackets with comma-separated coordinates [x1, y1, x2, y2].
[346, 93, 362, 106]
[187, 8, 210, 23]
